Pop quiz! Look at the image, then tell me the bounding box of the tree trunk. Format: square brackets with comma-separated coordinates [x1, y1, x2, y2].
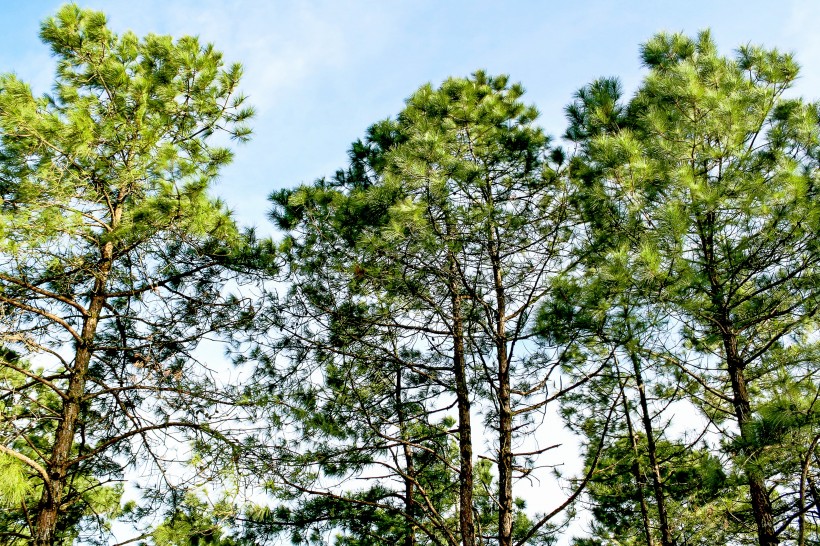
[33, 292, 105, 545]
[724, 335, 778, 546]
[443, 205, 475, 546]
[497, 337, 513, 546]
[490, 241, 513, 546]
[32, 210, 119, 545]
[700, 207, 777, 546]
[629, 351, 674, 546]
[397, 370, 416, 546]
[621, 384, 655, 546]
[452, 289, 476, 546]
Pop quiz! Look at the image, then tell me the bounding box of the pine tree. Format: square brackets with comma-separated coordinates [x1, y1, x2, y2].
[0, 6, 254, 544]
[567, 30, 820, 545]
[258, 72, 579, 546]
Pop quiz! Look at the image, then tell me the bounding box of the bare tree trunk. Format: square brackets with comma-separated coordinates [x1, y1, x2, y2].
[497, 337, 513, 546]
[488, 232, 513, 546]
[725, 335, 778, 546]
[452, 287, 476, 546]
[33, 289, 104, 545]
[700, 208, 777, 546]
[397, 370, 416, 546]
[442, 204, 476, 546]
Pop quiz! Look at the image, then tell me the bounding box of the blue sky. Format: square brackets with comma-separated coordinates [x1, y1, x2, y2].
[4, 3, 820, 541]
[3, 1, 819, 231]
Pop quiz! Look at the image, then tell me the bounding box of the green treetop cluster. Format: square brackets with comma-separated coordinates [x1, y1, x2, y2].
[1, 7, 819, 546]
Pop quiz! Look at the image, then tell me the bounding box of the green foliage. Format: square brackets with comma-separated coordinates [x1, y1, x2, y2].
[0, 453, 32, 507]
[0, 354, 128, 545]
[257, 71, 573, 546]
[0, 4, 255, 543]
[0, 4, 251, 251]
[561, 29, 820, 545]
[577, 436, 736, 545]
[147, 495, 245, 546]
[4, 10, 819, 544]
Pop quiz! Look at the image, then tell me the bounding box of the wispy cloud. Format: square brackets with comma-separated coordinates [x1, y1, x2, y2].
[100, 1, 406, 113]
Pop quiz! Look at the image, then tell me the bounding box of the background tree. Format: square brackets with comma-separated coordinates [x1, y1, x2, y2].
[253, 72, 588, 546]
[373, 72, 579, 546]
[144, 493, 251, 546]
[566, 30, 820, 545]
[539, 77, 695, 546]
[0, 5, 254, 544]
[255, 118, 478, 546]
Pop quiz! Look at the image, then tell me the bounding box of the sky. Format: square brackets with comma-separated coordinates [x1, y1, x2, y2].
[3, 0, 820, 234]
[3, 1, 820, 542]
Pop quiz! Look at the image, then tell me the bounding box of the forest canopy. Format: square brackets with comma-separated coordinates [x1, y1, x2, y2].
[1, 5, 819, 546]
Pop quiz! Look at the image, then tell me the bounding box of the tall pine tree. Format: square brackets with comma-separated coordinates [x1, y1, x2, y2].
[257, 72, 580, 546]
[566, 31, 820, 545]
[0, 6, 254, 544]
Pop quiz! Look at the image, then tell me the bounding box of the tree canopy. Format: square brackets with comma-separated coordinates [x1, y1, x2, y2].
[0, 5, 254, 545]
[2, 8, 820, 546]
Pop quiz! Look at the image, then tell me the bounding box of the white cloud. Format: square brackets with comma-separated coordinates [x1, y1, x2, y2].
[97, 1, 405, 114]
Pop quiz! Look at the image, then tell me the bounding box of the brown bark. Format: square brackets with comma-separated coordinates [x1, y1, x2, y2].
[629, 351, 674, 546]
[621, 384, 655, 546]
[489, 234, 513, 546]
[497, 339, 513, 546]
[452, 288, 476, 546]
[699, 206, 777, 546]
[33, 298, 103, 545]
[724, 336, 778, 546]
[32, 208, 120, 545]
[397, 370, 416, 546]
[442, 203, 475, 546]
